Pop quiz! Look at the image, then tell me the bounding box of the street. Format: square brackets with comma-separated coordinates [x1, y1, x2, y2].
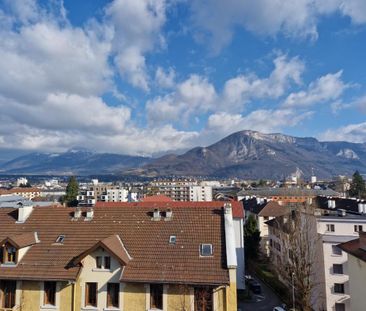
[238, 276, 283, 311]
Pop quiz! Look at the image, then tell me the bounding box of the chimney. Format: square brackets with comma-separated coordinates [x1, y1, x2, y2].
[358, 203, 363, 214]
[73, 207, 82, 220]
[165, 208, 173, 221]
[16, 203, 33, 223]
[152, 208, 160, 221]
[85, 207, 94, 221]
[224, 202, 237, 270]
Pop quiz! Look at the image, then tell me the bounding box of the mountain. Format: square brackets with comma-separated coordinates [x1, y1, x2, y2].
[0, 149, 152, 175]
[1, 131, 366, 178]
[130, 130, 366, 179]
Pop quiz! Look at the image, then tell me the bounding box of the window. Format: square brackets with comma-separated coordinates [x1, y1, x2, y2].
[107, 283, 119, 308]
[150, 284, 163, 310]
[44, 281, 56, 306]
[334, 283, 345, 294]
[96, 256, 102, 269]
[169, 235, 176, 244]
[95, 256, 110, 270]
[354, 225, 363, 232]
[332, 245, 342, 256]
[335, 303, 346, 311]
[85, 282, 97, 307]
[1, 244, 17, 264]
[55, 235, 65, 244]
[0, 280, 16, 309]
[326, 224, 335, 232]
[333, 264, 343, 274]
[104, 256, 111, 270]
[194, 287, 213, 311]
[200, 244, 213, 256]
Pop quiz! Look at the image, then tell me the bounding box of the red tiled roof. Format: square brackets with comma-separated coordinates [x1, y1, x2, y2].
[141, 195, 173, 202]
[258, 201, 289, 217]
[96, 201, 244, 219]
[338, 232, 366, 262]
[0, 205, 230, 285]
[1, 232, 39, 249]
[0, 187, 41, 195]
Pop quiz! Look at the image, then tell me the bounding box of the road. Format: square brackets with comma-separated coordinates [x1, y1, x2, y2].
[238, 276, 283, 311]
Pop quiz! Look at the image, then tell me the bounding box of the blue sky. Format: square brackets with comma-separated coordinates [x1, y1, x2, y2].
[1, 0, 366, 158]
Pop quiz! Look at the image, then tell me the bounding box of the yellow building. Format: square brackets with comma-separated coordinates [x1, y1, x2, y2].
[339, 231, 366, 311]
[0, 202, 238, 311]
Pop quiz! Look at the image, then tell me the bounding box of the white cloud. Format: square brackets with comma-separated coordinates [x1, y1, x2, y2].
[205, 109, 312, 139]
[106, 0, 167, 90]
[155, 66, 176, 88]
[283, 71, 349, 108]
[321, 122, 366, 143]
[221, 55, 304, 110]
[146, 74, 217, 124]
[190, 0, 366, 52]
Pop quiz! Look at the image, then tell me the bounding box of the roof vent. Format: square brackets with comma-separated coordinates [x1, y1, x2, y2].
[85, 207, 94, 221]
[55, 235, 65, 244]
[73, 207, 82, 220]
[169, 235, 176, 244]
[152, 208, 161, 221]
[165, 208, 173, 221]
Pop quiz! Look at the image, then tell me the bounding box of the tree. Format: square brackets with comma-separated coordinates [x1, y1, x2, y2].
[273, 204, 323, 311]
[63, 176, 79, 207]
[244, 214, 261, 260]
[349, 171, 366, 199]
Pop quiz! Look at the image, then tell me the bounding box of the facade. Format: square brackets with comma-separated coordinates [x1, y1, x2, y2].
[0, 188, 42, 200]
[0, 202, 239, 311]
[189, 186, 213, 202]
[104, 189, 129, 202]
[243, 198, 288, 256]
[267, 204, 366, 311]
[339, 232, 366, 311]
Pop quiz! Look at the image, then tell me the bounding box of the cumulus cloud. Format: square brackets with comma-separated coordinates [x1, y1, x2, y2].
[204, 109, 313, 139]
[190, 0, 366, 52]
[146, 74, 217, 124]
[106, 0, 167, 91]
[221, 55, 304, 110]
[283, 71, 349, 108]
[155, 66, 176, 89]
[321, 122, 366, 143]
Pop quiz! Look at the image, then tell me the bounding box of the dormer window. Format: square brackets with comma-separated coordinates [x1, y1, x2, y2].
[1, 243, 17, 265]
[200, 244, 213, 257]
[95, 256, 111, 270]
[169, 235, 176, 244]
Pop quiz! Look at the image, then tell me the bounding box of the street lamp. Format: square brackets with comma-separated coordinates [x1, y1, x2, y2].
[292, 272, 295, 310]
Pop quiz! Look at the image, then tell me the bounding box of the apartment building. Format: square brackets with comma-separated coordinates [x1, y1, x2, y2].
[243, 198, 289, 256]
[0, 202, 239, 311]
[339, 232, 366, 311]
[189, 185, 213, 201]
[267, 200, 366, 311]
[0, 187, 42, 200]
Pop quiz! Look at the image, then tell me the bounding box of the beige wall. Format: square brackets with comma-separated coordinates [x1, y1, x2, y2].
[348, 254, 366, 311]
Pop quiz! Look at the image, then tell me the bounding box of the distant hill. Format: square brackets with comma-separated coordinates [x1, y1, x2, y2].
[129, 130, 366, 179]
[0, 149, 152, 175]
[1, 131, 366, 178]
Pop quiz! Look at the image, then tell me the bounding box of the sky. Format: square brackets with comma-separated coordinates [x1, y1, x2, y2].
[1, 0, 366, 159]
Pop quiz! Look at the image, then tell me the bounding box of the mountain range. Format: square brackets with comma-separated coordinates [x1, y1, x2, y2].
[1, 131, 366, 179]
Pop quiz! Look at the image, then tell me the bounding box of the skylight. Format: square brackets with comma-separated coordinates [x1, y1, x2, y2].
[200, 243, 213, 256]
[169, 235, 176, 244]
[55, 235, 65, 244]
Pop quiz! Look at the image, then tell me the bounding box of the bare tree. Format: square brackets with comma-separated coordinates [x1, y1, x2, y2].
[271, 203, 324, 311]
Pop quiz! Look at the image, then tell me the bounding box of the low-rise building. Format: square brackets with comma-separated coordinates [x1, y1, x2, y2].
[0, 202, 239, 311]
[0, 187, 42, 200]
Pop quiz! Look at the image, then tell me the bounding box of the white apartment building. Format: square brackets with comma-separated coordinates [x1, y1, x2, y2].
[268, 206, 366, 311]
[189, 185, 213, 201]
[317, 211, 366, 311]
[104, 189, 129, 202]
